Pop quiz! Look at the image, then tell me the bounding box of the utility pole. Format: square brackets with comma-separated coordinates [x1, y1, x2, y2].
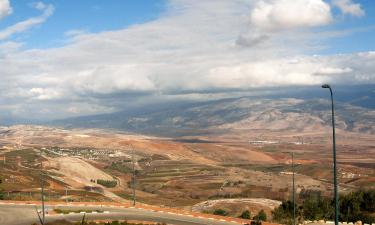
[292, 152, 296, 225]
[65, 188, 68, 203]
[40, 151, 45, 224]
[132, 146, 136, 206]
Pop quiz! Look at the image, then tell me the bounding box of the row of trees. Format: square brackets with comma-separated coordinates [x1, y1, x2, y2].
[96, 179, 117, 188]
[272, 190, 375, 225]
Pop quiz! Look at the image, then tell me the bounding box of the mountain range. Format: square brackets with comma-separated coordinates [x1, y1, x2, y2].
[50, 85, 375, 137]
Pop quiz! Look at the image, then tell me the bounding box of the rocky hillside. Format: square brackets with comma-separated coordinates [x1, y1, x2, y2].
[52, 96, 375, 136]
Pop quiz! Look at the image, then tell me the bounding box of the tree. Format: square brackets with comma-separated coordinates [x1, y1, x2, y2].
[240, 210, 251, 219]
[273, 190, 375, 225]
[272, 200, 294, 225]
[339, 190, 375, 224]
[362, 189, 375, 212]
[96, 179, 117, 188]
[302, 193, 333, 221]
[254, 209, 267, 221]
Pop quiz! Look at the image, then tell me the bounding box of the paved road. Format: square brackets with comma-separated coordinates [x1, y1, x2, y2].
[0, 204, 243, 225]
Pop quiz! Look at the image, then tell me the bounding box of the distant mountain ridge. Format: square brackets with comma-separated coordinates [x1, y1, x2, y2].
[51, 95, 375, 137]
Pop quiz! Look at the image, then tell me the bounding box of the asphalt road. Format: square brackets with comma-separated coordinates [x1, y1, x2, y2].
[0, 204, 243, 225]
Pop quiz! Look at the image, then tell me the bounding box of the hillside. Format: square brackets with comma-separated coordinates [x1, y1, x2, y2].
[0, 124, 373, 212]
[51, 97, 375, 137]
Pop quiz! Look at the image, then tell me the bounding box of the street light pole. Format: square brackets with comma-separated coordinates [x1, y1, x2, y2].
[321, 84, 339, 225]
[292, 152, 296, 225]
[40, 151, 45, 225]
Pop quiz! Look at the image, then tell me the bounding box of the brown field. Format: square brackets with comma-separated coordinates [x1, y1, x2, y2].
[0, 125, 374, 213]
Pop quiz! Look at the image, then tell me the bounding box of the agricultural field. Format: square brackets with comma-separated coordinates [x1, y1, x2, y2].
[0, 125, 374, 212]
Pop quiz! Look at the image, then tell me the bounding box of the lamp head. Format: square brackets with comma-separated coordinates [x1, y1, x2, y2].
[321, 84, 330, 88]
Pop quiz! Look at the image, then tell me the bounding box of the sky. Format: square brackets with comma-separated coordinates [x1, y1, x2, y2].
[0, 0, 374, 121]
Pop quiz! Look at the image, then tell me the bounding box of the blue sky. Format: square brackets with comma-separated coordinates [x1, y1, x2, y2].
[0, 0, 374, 120]
[0, 0, 374, 53]
[322, 0, 375, 54]
[0, 0, 166, 48]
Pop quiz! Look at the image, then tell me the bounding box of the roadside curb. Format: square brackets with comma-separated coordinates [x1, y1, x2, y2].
[0, 200, 272, 224]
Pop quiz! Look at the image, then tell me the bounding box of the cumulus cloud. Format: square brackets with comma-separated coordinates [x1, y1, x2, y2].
[0, 0, 373, 120]
[332, 0, 365, 17]
[28, 88, 62, 100]
[315, 66, 353, 76]
[0, 2, 54, 41]
[0, 0, 12, 20]
[250, 0, 332, 31]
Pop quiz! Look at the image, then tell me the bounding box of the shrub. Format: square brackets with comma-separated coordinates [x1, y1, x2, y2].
[253, 209, 267, 221]
[97, 179, 117, 188]
[272, 200, 297, 225]
[213, 209, 228, 216]
[240, 210, 251, 219]
[0, 189, 4, 200]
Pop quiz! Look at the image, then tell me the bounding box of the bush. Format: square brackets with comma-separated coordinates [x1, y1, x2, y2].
[240, 210, 251, 219]
[97, 179, 117, 188]
[272, 200, 295, 225]
[213, 209, 228, 216]
[253, 210, 267, 221]
[0, 189, 4, 200]
[250, 221, 262, 225]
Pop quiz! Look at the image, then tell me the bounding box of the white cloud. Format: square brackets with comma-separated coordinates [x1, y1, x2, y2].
[64, 29, 88, 37]
[0, 41, 23, 54]
[250, 0, 332, 31]
[0, 2, 54, 41]
[315, 66, 352, 75]
[0, 0, 12, 20]
[0, 0, 373, 120]
[31, 1, 48, 10]
[28, 88, 62, 100]
[332, 0, 365, 17]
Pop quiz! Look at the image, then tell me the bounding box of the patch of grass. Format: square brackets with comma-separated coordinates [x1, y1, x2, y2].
[53, 209, 104, 214]
[107, 162, 132, 174]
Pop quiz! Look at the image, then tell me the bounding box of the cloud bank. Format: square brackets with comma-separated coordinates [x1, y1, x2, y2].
[0, 0, 11, 20]
[0, 0, 373, 120]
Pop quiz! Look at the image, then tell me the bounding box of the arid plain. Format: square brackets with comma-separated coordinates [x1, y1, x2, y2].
[0, 123, 373, 218]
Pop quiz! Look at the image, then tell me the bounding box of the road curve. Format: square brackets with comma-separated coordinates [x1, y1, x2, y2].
[0, 204, 243, 225]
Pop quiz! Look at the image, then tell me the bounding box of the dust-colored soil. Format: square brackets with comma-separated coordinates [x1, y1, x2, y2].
[47, 156, 113, 185]
[0, 125, 374, 208]
[192, 198, 281, 219]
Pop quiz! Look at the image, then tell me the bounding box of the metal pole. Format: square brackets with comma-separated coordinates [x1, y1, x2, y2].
[40, 151, 45, 224]
[292, 152, 296, 225]
[132, 146, 136, 206]
[322, 84, 339, 225]
[329, 87, 339, 225]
